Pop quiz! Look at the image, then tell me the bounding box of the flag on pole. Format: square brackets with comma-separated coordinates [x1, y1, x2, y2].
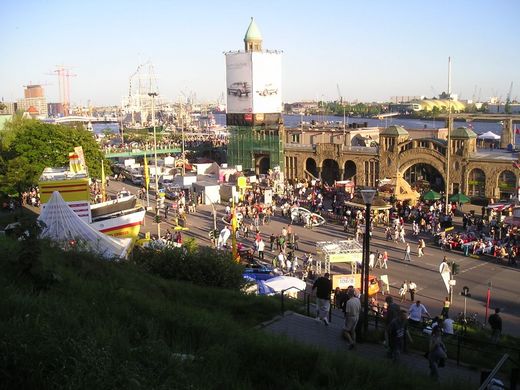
[439, 261, 451, 293]
[143, 150, 150, 191]
[101, 159, 106, 202]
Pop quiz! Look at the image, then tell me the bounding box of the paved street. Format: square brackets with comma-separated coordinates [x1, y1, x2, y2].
[108, 179, 520, 337]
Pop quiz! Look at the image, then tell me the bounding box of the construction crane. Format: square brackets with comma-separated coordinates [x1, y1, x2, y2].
[505, 81, 514, 114]
[46, 65, 76, 116]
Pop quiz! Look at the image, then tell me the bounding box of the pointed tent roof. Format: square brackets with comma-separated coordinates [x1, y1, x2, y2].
[244, 17, 262, 42]
[477, 131, 501, 140]
[38, 191, 131, 259]
[380, 125, 408, 136]
[451, 126, 477, 139]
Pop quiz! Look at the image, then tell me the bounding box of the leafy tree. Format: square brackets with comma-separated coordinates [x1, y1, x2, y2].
[0, 117, 109, 195]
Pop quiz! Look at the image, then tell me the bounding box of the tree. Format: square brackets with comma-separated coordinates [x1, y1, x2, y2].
[0, 117, 109, 195]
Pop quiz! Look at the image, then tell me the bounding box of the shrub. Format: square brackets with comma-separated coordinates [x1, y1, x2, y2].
[133, 245, 245, 289]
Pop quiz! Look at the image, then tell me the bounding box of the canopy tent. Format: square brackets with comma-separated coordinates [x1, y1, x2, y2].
[344, 195, 391, 211]
[422, 190, 442, 201]
[449, 193, 471, 204]
[39, 191, 132, 259]
[258, 276, 307, 296]
[477, 131, 501, 140]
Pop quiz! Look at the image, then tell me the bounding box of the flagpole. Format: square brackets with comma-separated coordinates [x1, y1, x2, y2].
[144, 148, 150, 209]
[101, 159, 106, 202]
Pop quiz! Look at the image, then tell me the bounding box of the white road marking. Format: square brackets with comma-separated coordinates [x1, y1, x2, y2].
[459, 262, 490, 274]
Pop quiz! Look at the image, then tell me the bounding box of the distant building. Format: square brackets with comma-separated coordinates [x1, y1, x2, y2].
[47, 102, 65, 117]
[487, 103, 520, 114]
[0, 101, 16, 115]
[17, 84, 48, 117]
[389, 99, 465, 113]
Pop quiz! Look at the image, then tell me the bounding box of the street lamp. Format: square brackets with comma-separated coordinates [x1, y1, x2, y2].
[148, 92, 160, 238]
[360, 188, 376, 335]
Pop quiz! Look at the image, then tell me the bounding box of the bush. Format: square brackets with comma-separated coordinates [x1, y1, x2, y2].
[133, 245, 245, 289]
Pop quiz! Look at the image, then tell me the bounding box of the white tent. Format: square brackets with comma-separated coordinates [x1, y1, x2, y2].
[38, 191, 132, 259]
[260, 276, 307, 295]
[477, 131, 501, 140]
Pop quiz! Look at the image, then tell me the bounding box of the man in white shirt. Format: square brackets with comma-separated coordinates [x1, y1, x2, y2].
[443, 316, 454, 335]
[344, 289, 361, 350]
[408, 300, 430, 326]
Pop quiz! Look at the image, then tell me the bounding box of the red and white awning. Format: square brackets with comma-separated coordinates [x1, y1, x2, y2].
[487, 203, 512, 212]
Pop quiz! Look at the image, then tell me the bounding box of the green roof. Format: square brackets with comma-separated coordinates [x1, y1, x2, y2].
[451, 126, 477, 139]
[244, 17, 262, 42]
[380, 125, 408, 136]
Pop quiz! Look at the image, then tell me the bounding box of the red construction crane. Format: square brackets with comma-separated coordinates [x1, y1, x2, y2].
[46, 65, 76, 116]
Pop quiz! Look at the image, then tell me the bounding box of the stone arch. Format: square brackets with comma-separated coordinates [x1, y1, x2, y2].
[343, 160, 357, 181]
[398, 149, 447, 179]
[403, 163, 445, 192]
[256, 155, 270, 175]
[467, 168, 486, 197]
[497, 169, 517, 199]
[321, 159, 340, 185]
[305, 157, 318, 178]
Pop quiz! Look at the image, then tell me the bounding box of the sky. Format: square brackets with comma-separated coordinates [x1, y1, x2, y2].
[1, 0, 519, 106]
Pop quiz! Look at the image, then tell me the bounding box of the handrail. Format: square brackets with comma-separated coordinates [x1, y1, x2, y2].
[280, 286, 311, 317]
[478, 354, 509, 390]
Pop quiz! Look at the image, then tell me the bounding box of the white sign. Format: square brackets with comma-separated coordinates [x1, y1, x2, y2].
[226, 51, 282, 114]
[226, 52, 253, 113]
[251, 52, 282, 113]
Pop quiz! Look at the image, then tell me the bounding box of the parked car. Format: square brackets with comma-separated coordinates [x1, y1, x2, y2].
[227, 82, 251, 97]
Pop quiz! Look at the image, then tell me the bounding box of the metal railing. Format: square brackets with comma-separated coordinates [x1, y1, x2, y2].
[280, 286, 311, 317]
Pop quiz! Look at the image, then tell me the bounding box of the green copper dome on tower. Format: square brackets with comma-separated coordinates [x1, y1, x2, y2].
[244, 17, 262, 42]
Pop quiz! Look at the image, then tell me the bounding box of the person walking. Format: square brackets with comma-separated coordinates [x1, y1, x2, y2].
[343, 289, 361, 350]
[399, 281, 408, 302]
[383, 296, 401, 354]
[440, 296, 450, 319]
[408, 281, 417, 301]
[257, 238, 265, 261]
[488, 308, 502, 344]
[312, 273, 332, 325]
[382, 251, 389, 269]
[388, 310, 413, 362]
[403, 243, 412, 262]
[428, 326, 447, 381]
[417, 239, 425, 257]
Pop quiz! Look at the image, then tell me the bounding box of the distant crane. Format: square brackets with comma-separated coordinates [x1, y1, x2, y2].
[505, 81, 514, 114]
[46, 65, 76, 116]
[336, 84, 343, 105]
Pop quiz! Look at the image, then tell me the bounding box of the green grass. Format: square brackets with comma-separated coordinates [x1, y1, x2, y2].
[0, 237, 473, 389]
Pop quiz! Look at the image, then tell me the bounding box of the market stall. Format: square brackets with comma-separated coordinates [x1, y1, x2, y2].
[316, 240, 363, 274]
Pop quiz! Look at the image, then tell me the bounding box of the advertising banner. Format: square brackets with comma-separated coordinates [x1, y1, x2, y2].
[252, 52, 282, 113]
[225, 52, 253, 113]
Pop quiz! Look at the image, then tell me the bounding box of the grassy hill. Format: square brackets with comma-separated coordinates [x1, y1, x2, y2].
[0, 232, 470, 389]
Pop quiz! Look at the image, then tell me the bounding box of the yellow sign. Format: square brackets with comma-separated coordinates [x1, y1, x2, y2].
[39, 178, 90, 203]
[237, 177, 247, 189]
[328, 252, 362, 263]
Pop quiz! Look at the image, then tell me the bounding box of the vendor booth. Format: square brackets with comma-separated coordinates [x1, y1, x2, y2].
[316, 240, 363, 274]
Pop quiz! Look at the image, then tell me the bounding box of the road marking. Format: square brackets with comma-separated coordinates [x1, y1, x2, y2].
[459, 262, 489, 274]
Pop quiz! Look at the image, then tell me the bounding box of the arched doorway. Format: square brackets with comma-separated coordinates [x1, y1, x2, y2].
[403, 163, 445, 193]
[257, 156, 270, 175]
[344, 160, 356, 182]
[306, 158, 318, 179]
[498, 170, 516, 200]
[467, 168, 486, 197]
[322, 159, 340, 185]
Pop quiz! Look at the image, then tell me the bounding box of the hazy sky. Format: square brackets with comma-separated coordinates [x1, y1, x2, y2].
[1, 0, 519, 106]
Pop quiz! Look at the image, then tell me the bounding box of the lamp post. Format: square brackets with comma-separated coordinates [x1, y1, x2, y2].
[148, 92, 160, 238]
[360, 188, 376, 335]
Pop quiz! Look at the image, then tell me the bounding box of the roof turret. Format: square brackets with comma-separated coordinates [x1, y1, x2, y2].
[244, 17, 262, 52]
[380, 125, 408, 136]
[451, 126, 477, 139]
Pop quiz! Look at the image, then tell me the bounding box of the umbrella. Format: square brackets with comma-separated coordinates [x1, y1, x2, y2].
[422, 190, 441, 201]
[449, 193, 471, 204]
